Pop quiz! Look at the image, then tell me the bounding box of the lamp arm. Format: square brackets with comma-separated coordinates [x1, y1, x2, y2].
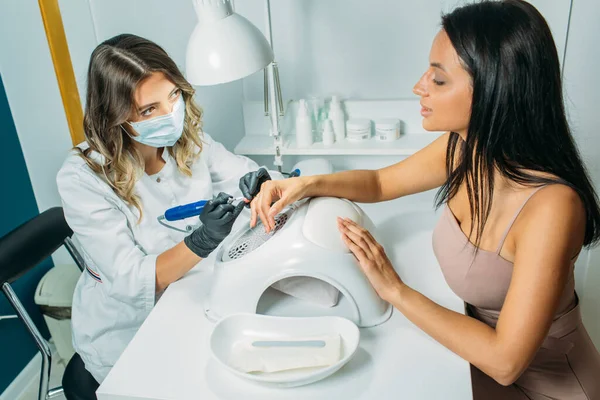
[263, 0, 284, 169]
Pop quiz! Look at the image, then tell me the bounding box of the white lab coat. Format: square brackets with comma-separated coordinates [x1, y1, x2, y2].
[56, 133, 261, 383]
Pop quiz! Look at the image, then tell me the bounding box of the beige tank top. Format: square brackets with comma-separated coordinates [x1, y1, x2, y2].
[432, 185, 576, 320]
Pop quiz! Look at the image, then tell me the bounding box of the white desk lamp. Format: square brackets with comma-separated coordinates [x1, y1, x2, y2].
[186, 0, 286, 170]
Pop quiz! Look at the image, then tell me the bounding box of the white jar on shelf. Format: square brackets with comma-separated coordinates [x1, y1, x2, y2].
[346, 118, 371, 141]
[374, 118, 400, 141]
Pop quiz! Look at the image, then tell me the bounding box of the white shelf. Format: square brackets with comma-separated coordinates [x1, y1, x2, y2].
[236, 99, 441, 156]
[234, 133, 440, 156]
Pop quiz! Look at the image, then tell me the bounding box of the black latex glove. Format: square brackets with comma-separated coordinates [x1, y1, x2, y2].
[239, 168, 271, 204]
[184, 192, 245, 258]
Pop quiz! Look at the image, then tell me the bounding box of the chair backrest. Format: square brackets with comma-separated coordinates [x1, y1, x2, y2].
[0, 207, 73, 286]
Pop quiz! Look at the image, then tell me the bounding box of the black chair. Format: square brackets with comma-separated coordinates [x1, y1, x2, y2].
[0, 207, 99, 400]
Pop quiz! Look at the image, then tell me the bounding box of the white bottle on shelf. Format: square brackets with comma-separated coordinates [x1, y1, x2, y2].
[295, 99, 313, 148]
[322, 119, 335, 146]
[329, 95, 346, 142]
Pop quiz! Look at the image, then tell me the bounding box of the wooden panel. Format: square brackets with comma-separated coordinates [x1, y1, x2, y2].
[38, 0, 84, 145]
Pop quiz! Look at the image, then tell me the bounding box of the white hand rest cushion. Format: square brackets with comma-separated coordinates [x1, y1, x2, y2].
[302, 197, 363, 252]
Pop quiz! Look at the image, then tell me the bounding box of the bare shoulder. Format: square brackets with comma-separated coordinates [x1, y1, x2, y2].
[526, 184, 585, 221]
[516, 184, 586, 256]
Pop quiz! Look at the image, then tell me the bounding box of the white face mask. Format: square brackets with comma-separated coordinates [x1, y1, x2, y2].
[127, 95, 185, 147]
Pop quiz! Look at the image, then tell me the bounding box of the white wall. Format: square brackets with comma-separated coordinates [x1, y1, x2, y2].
[55, 0, 573, 158]
[563, 0, 600, 349]
[56, 0, 97, 106]
[236, 0, 571, 101]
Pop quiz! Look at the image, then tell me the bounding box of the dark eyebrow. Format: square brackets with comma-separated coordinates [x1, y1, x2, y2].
[430, 62, 447, 72]
[137, 87, 179, 112]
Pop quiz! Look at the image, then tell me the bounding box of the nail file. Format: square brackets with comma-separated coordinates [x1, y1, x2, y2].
[228, 196, 246, 204]
[251, 340, 326, 348]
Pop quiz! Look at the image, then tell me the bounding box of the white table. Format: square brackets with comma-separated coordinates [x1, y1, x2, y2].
[97, 193, 472, 400]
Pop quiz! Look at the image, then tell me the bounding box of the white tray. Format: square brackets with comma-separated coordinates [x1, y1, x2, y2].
[209, 313, 360, 388]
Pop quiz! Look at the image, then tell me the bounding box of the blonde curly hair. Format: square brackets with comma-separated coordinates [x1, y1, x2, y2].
[77, 34, 203, 221]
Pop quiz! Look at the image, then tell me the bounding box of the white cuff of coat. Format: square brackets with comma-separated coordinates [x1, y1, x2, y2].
[141, 254, 158, 313]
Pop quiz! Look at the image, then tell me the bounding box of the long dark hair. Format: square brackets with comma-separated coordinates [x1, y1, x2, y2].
[435, 0, 600, 248]
[78, 34, 204, 220]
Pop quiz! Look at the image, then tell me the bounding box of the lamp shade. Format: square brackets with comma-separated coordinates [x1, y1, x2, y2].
[186, 0, 274, 86]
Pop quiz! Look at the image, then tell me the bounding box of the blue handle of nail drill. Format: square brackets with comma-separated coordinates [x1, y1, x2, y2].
[164, 200, 209, 221]
[164, 169, 300, 221]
